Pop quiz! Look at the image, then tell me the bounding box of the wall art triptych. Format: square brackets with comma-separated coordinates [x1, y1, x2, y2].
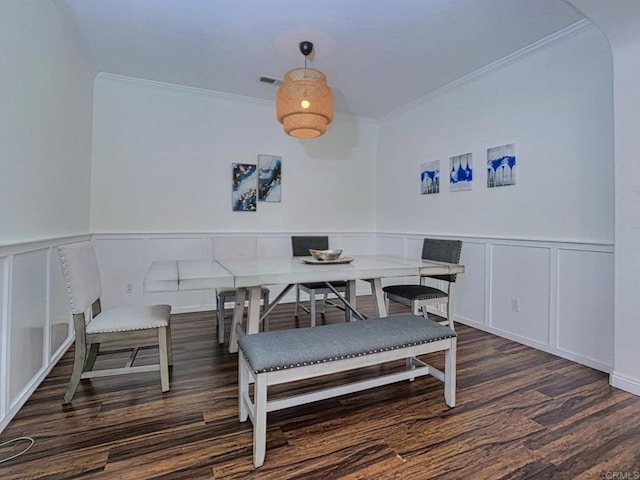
[420, 143, 516, 195]
[232, 155, 282, 212]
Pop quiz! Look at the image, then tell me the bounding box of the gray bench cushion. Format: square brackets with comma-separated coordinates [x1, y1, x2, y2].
[238, 314, 456, 373]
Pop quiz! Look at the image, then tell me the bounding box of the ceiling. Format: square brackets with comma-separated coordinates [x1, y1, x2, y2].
[61, 0, 586, 119]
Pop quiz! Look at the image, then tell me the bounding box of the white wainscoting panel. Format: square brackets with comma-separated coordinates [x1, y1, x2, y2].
[490, 244, 551, 346]
[0, 236, 83, 433]
[258, 235, 297, 259]
[453, 240, 487, 329]
[377, 235, 405, 256]
[335, 234, 376, 255]
[94, 235, 215, 313]
[375, 233, 614, 373]
[376, 235, 417, 287]
[0, 256, 7, 420]
[10, 249, 47, 403]
[556, 248, 614, 370]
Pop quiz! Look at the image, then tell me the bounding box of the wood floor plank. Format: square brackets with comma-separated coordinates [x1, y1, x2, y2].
[0, 296, 638, 479]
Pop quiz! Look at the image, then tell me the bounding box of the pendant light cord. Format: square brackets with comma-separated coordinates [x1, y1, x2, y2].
[0, 436, 35, 463]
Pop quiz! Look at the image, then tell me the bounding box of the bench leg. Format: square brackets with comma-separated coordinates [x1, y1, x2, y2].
[239, 354, 249, 423]
[406, 357, 416, 382]
[444, 337, 457, 407]
[253, 374, 268, 467]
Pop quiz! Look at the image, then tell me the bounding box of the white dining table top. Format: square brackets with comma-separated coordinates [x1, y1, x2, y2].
[144, 255, 464, 293]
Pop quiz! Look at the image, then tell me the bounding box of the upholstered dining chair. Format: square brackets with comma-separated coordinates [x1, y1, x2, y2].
[212, 236, 269, 344]
[383, 238, 462, 329]
[291, 235, 347, 327]
[57, 241, 172, 404]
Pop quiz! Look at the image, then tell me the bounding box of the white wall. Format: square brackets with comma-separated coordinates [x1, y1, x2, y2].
[90, 75, 378, 234]
[0, 0, 95, 245]
[0, 0, 95, 433]
[566, 0, 640, 396]
[376, 27, 613, 244]
[373, 26, 616, 376]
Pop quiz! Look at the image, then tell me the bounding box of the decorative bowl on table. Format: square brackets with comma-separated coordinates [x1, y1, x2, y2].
[309, 249, 343, 261]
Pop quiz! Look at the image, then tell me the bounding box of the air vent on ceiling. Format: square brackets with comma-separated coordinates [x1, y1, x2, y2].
[259, 76, 283, 86]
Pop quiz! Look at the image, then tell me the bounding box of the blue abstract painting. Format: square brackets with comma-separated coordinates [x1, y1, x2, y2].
[487, 143, 516, 188]
[420, 160, 440, 195]
[450, 152, 473, 192]
[232, 163, 257, 211]
[258, 154, 282, 202]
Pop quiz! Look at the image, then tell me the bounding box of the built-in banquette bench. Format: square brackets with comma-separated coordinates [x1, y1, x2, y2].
[238, 314, 457, 467]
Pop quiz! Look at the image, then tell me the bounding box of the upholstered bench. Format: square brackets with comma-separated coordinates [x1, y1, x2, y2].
[238, 314, 457, 467]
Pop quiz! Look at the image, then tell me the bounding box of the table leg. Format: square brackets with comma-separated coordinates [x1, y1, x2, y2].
[229, 288, 246, 354]
[246, 286, 262, 335]
[345, 280, 356, 322]
[370, 278, 388, 317]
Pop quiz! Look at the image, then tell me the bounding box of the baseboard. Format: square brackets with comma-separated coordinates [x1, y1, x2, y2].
[454, 316, 613, 374]
[610, 371, 640, 396]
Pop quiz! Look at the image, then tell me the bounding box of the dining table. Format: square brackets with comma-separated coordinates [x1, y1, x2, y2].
[144, 254, 465, 353]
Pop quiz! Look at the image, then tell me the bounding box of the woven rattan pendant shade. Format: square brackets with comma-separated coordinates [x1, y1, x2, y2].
[276, 60, 333, 138]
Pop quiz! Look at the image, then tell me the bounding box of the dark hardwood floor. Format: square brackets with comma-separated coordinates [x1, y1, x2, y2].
[1, 297, 639, 479]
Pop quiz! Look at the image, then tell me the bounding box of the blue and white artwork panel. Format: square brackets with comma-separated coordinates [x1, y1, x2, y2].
[232, 163, 258, 211]
[487, 143, 516, 188]
[420, 160, 440, 195]
[450, 152, 473, 192]
[258, 154, 282, 202]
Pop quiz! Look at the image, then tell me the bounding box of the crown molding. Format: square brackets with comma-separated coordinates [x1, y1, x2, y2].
[95, 72, 275, 107]
[380, 19, 594, 123]
[95, 73, 373, 123]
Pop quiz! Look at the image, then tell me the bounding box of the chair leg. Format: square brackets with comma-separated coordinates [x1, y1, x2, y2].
[447, 300, 455, 330]
[63, 339, 88, 404]
[294, 286, 300, 318]
[262, 290, 269, 332]
[166, 321, 174, 366]
[217, 294, 225, 344]
[85, 343, 100, 371]
[158, 327, 170, 392]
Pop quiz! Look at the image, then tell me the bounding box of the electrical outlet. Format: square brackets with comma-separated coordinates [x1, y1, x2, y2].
[511, 298, 520, 312]
[125, 282, 134, 294]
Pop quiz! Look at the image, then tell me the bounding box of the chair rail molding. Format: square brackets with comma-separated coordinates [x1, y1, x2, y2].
[0, 230, 626, 434]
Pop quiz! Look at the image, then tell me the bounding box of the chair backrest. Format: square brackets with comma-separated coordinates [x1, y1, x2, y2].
[57, 241, 102, 315]
[291, 236, 329, 257]
[213, 236, 258, 260]
[421, 238, 463, 283]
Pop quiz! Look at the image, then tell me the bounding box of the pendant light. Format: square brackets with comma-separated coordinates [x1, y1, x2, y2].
[276, 41, 334, 138]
